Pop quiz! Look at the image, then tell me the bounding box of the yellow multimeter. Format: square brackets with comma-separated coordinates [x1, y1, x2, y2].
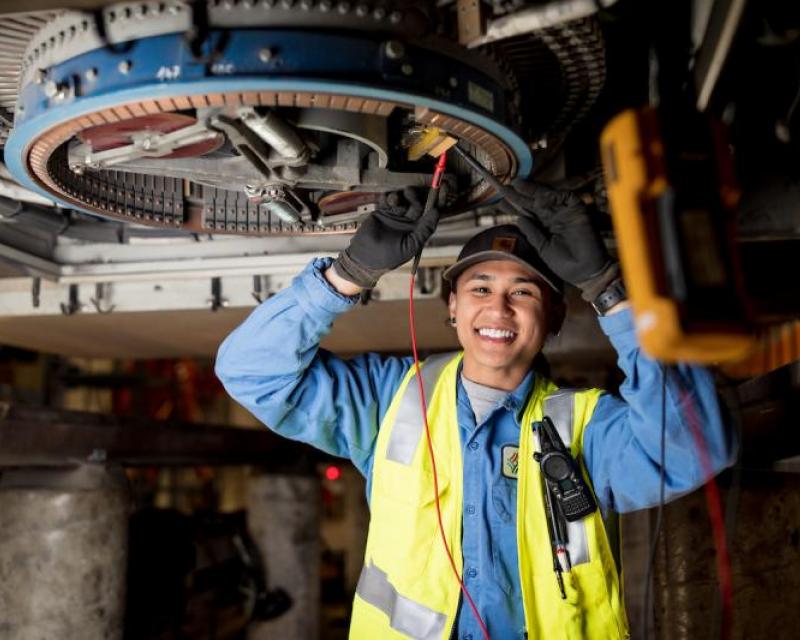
[600, 107, 755, 363]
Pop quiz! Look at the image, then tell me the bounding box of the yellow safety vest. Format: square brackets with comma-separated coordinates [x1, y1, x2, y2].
[350, 352, 629, 640]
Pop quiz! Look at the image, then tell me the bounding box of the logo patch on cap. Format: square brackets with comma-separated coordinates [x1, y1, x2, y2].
[491, 236, 517, 253]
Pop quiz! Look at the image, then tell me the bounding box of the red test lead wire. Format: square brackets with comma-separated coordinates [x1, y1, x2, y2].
[408, 185, 491, 639]
[681, 389, 734, 639]
[432, 152, 448, 189]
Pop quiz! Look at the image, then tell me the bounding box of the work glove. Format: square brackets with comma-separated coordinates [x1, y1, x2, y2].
[332, 187, 441, 289]
[501, 181, 619, 302]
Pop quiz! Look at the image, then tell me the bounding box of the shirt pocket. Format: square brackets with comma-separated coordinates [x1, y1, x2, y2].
[489, 477, 517, 595]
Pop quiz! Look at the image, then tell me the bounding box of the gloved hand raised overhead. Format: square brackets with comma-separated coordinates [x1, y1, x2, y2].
[502, 181, 619, 302]
[333, 187, 441, 289]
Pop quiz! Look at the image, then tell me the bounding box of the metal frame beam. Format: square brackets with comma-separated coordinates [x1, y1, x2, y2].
[0, 403, 314, 468]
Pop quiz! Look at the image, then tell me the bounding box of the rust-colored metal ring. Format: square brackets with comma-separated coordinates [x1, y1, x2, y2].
[27, 90, 517, 234]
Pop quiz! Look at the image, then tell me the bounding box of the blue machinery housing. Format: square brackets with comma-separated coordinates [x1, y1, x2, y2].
[7, 29, 532, 217]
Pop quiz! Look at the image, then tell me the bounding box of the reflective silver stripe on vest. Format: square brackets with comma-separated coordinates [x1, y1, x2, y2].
[385, 353, 456, 466]
[356, 560, 447, 640]
[543, 390, 590, 567]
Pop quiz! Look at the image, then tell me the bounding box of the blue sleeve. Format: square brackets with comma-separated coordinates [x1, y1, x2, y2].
[582, 308, 737, 514]
[214, 257, 413, 477]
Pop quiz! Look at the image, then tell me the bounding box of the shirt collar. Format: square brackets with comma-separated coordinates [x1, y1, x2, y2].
[507, 369, 536, 424]
[456, 362, 537, 427]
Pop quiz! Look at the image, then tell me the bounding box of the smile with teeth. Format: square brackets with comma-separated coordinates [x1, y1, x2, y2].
[476, 327, 517, 341]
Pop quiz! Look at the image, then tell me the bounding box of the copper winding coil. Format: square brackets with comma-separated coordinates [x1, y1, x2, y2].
[25, 91, 517, 234]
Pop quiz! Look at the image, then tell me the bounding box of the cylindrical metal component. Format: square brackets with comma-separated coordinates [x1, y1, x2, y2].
[265, 199, 300, 224]
[0, 465, 130, 639]
[238, 107, 309, 162]
[246, 472, 320, 640]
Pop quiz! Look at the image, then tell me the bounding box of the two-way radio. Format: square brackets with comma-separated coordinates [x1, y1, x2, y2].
[534, 416, 597, 522]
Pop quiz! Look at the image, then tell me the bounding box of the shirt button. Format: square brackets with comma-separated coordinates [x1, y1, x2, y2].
[463, 635, 473, 640]
[466, 567, 477, 579]
[465, 504, 475, 515]
[468, 441, 479, 450]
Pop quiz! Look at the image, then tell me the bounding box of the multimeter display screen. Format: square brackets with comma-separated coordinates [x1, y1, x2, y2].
[559, 479, 575, 491]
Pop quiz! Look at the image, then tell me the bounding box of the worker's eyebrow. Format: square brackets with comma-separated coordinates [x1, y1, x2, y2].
[467, 273, 495, 282]
[466, 272, 541, 285]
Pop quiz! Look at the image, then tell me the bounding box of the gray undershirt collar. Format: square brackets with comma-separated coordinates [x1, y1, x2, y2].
[460, 373, 509, 425]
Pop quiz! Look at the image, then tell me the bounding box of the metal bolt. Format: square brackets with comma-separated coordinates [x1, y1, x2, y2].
[401, 63, 414, 76]
[118, 60, 132, 74]
[337, 2, 350, 14]
[300, 0, 312, 8]
[389, 10, 402, 23]
[532, 136, 548, 150]
[319, 0, 331, 10]
[373, 7, 386, 19]
[356, 4, 368, 16]
[259, 47, 273, 63]
[43, 80, 58, 98]
[85, 67, 98, 81]
[384, 40, 405, 60]
[449, 77, 458, 88]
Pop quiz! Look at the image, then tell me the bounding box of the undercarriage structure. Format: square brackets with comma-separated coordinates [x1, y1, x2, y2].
[2, 0, 608, 234]
[0, 0, 794, 363]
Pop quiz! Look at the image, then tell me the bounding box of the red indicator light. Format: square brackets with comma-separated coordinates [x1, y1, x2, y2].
[324, 465, 341, 481]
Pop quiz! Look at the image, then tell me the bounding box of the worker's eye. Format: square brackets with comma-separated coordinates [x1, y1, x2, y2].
[470, 286, 490, 295]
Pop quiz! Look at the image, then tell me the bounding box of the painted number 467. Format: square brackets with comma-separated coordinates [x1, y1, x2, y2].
[156, 65, 181, 81]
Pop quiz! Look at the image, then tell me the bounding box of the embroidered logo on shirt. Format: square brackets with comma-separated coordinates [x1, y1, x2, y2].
[501, 445, 519, 479]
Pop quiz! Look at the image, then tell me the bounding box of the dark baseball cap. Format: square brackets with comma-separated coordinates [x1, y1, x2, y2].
[443, 225, 563, 295]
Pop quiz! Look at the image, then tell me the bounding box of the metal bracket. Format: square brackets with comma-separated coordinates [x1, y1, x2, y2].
[70, 121, 220, 171]
[252, 275, 274, 304]
[60, 284, 84, 316]
[415, 267, 440, 295]
[208, 276, 228, 312]
[31, 276, 41, 308]
[90, 282, 115, 314]
[209, 115, 278, 182]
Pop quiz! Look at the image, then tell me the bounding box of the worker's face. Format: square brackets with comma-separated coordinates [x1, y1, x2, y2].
[449, 260, 552, 388]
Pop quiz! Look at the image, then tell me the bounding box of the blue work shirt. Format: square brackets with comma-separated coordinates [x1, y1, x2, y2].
[215, 258, 736, 640]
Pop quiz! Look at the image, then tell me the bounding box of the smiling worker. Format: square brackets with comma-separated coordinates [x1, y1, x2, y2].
[215, 183, 735, 640]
